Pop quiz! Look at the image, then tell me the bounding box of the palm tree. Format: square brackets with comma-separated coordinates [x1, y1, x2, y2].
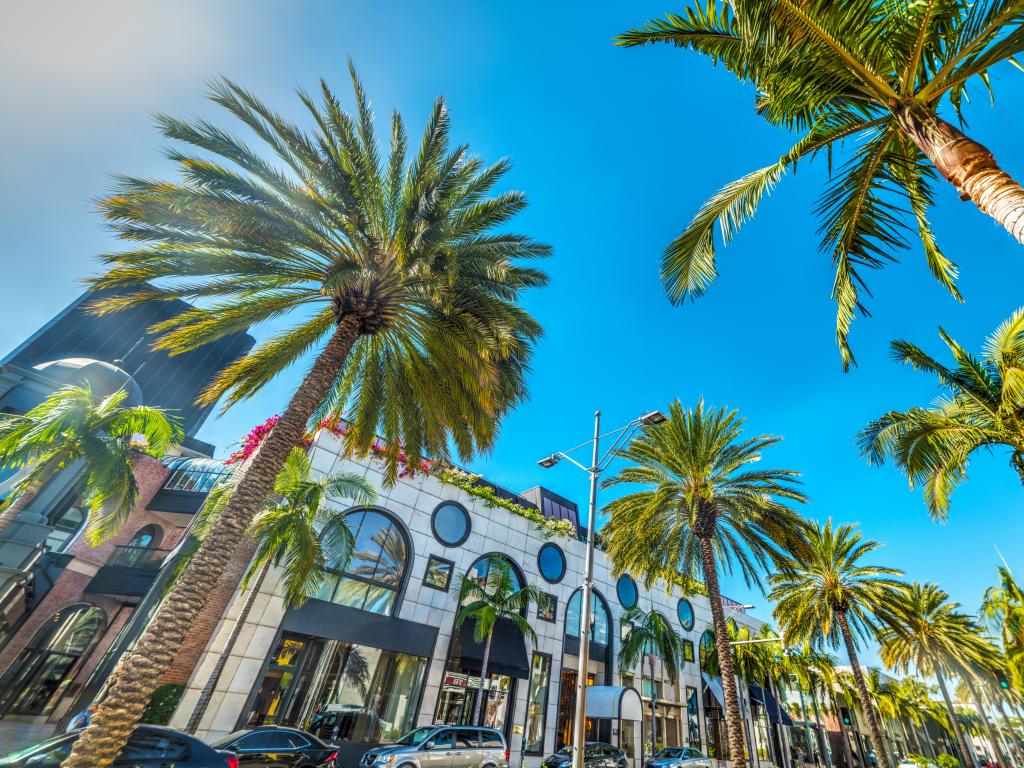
[617, 1, 1024, 368]
[769, 519, 908, 768]
[982, 567, 1024, 687]
[455, 556, 541, 726]
[619, 604, 687, 753]
[860, 310, 1024, 519]
[603, 399, 807, 765]
[65, 66, 548, 768]
[0, 384, 181, 543]
[185, 447, 374, 731]
[879, 582, 985, 768]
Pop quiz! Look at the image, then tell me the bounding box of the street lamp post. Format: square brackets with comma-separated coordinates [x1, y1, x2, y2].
[538, 409, 667, 768]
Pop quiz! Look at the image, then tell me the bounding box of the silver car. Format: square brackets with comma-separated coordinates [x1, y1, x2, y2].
[645, 747, 712, 768]
[360, 726, 509, 768]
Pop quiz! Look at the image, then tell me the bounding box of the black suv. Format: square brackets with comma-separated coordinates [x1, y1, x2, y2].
[210, 726, 338, 767]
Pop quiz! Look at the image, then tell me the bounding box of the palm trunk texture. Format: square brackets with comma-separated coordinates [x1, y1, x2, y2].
[897, 103, 1024, 245]
[474, 630, 493, 726]
[62, 318, 361, 768]
[0, 477, 44, 536]
[185, 559, 271, 733]
[837, 612, 891, 768]
[936, 669, 975, 768]
[699, 535, 748, 766]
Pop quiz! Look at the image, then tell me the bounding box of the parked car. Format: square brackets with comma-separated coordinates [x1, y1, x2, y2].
[359, 725, 509, 768]
[308, 706, 382, 743]
[645, 747, 712, 768]
[543, 743, 628, 768]
[209, 726, 338, 768]
[0, 724, 236, 768]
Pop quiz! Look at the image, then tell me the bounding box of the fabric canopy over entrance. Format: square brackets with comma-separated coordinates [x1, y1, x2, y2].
[585, 686, 643, 721]
[456, 617, 530, 679]
[749, 683, 794, 726]
[702, 671, 726, 708]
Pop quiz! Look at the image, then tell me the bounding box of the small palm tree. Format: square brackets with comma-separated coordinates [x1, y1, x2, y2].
[603, 399, 806, 764]
[878, 582, 986, 768]
[455, 556, 541, 726]
[67, 66, 548, 768]
[860, 309, 1024, 519]
[618, 1, 1024, 367]
[619, 604, 687, 752]
[0, 384, 181, 543]
[185, 447, 374, 730]
[769, 519, 908, 768]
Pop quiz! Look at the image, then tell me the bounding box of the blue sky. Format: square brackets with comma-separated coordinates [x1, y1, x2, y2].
[3, 1, 1024, 662]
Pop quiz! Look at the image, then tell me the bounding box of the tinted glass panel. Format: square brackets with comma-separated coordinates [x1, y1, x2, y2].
[481, 730, 504, 749]
[431, 730, 456, 749]
[454, 729, 480, 748]
[121, 732, 189, 759]
[565, 591, 610, 644]
[433, 503, 470, 545]
[677, 598, 695, 631]
[616, 575, 638, 609]
[537, 544, 565, 583]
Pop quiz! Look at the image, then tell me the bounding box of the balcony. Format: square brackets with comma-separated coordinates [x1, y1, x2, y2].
[84, 545, 170, 598]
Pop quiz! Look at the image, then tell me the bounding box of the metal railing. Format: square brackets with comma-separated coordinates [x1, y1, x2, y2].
[105, 545, 170, 569]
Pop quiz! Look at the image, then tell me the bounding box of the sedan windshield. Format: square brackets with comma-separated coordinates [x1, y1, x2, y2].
[656, 749, 686, 759]
[0, 735, 73, 765]
[395, 727, 435, 746]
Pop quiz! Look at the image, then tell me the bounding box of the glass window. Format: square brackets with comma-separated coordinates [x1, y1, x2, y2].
[317, 509, 408, 616]
[0, 604, 106, 716]
[686, 687, 701, 749]
[424, 555, 454, 591]
[699, 631, 717, 675]
[565, 590, 610, 645]
[682, 639, 695, 663]
[537, 543, 566, 583]
[616, 574, 638, 609]
[481, 730, 504, 749]
[432, 503, 471, 546]
[524, 654, 551, 753]
[455, 729, 480, 748]
[161, 457, 233, 493]
[677, 598, 695, 631]
[121, 732, 189, 760]
[430, 730, 456, 749]
[247, 633, 427, 745]
[537, 593, 556, 622]
[465, 555, 522, 594]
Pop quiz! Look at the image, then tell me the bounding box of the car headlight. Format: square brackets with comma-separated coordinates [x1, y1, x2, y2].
[377, 755, 395, 764]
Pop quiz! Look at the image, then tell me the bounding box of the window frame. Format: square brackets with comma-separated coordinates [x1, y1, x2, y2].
[424, 554, 455, 592]
[523, 652, 552, 755]
[536, 542, 566, 584]
[430, 501, 472, 547]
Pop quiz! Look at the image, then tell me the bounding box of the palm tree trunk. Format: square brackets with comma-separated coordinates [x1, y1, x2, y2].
[810, 685, 832, 768]
[0, 477, 45, 536]
[836, 612, 891, 768]
[474, 629, 494, 726]
[185, 559, 271, 733]
[699, 535, 747, 767]
[936, 669, 976, 768]
[966, 678, 1007, 767]
[896, 103, 1024, 245]
[650, 654, 658, 754]
[61, 318, 362, 768]
[833, 691, 856, 768]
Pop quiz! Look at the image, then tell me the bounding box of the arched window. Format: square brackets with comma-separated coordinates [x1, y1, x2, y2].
[127, 524, 162, 550]
[0, 604, 106, 716]
[314, 509, 409, 616]
[699, 630, 718, 674]
[565, 589, 611, 645]
[465, 553, 524, 596]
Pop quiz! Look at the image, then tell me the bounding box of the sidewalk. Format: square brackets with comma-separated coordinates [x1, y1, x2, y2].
[0, 719, 56, 756]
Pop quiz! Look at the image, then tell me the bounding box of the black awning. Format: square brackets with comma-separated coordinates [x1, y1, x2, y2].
[456, 617, 530, 680]
[749, 683, 794, 727]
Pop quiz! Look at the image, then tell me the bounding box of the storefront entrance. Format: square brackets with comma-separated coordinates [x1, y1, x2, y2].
[435, 671, 515, 733]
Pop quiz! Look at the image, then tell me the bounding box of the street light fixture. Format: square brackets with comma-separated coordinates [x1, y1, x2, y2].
[537, 408, 667, 768]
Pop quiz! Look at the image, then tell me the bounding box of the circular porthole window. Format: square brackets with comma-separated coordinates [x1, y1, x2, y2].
[616, 574, 639, 609]
[677, 597, 695, 631]
[431, 502, 471, 547]
[537, 542, 566, 583]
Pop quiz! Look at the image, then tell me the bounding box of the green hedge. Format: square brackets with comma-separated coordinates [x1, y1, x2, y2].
[141, 683, 185, 725]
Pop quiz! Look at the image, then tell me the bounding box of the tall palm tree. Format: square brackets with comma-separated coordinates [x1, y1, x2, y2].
[455, 556, 540, 726]
[982, 567, 1024, 687]
[65, 66, 548, 768]
[879, 582, 985, 768]
[860, 309, 1024, 519]
[618, 1, 1024, 368]
[0, 384, 181, 543]
[603, 399, 807, 765]
[619, 604, 687, 753]
[185, 447, 374, 731]
[769, 519, 908, 768]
